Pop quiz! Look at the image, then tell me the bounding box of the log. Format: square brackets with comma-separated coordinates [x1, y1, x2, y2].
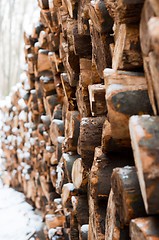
[50, 166, 57, 188]
[70, 196, 89, 240]
[112, 24, 143, 71]
[105, 190, 130, 240]
[44, 145, 55, 164]
[65, 51, 80, 87]
[45, 214, 65, 229]
[40, 175, 57, 201]
[140, 0, 159, 114]
[63, 110, 80, 152]
[104, 68, 146, 86]
[101, 118, 115, 153]
[60, 73, 77, 111]
[38, 0, 49, 9]
[91, 58, 102, 84]
[57, 6, 69, 38]
[3, 1, 159, 239]
[49, 0, 62, 8]
[61, 183, 78, 214]
[111, 166, 146, 225]
[56, 136, 65, 162]
[43, 94, 60, 118]
[50, 151, 58, 165]
[64, 18, 80, 86]
[77, 116, 105, 169]
[48, 30, 61, 53]
[88, 196, 107, 240]
[88, 0, 113, 33]
[105, 190, 116, 240]
[147, 51, 159, 114]
[79, 57, 102, 91]
[140, 0, 159, 57]
[104, 68, 152, 151]
[75, 58, 93, 118]
[76, 83, 91, 118]
[89, 147, 134, 200]
[62, 152, 80, 183]
[104, 0, 117, 20]
[41, 115, 51, 130]
[77, 0, 90, 36]
[80, 224, 89, 240]
[38, 30, 48, 49]
[89, 20, 113, 79]
[105, 0, 144, 24]
[40, 74, 55, 96]
[41, 9, 54, 32]
[48, 52, 64, 74]
[72, 25, 92, 57]
[27, 73, 35, 89]
[52, 74, 64, 102]
[88, 83, 107, 116]
[129, 115, 159, 214]
[27, 53, 36, 74]
[69, 212, 79, 240]
[130, 217, 159, 240]
[35, 81, 45, 115]
[71, 195, 89, 226]
[52, 104, 63, 120]
[53, 198, 63, 214]
[36, 49, 52, 76]
[72, 158, 88, 192]
[56, 156, 68, 194]
[62, 0, 78, 18]
[106, 84, 151, 138]
[50, 119, 64, 145]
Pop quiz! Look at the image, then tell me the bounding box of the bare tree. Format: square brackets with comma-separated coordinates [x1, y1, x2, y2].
[0, 0, 39, 97]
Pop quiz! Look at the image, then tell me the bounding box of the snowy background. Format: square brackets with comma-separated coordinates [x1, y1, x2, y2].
[0, 0, 39, 97]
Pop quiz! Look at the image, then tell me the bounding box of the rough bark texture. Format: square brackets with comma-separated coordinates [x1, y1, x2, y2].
[1, 0, 159, 239]
[129, 115, 159, 215]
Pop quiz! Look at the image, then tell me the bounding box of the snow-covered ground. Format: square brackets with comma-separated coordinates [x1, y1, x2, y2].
[0, 105, 45, 240]
[0, 181, 44, 240]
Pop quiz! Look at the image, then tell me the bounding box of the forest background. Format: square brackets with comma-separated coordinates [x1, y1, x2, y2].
[0, 0, 39, 97]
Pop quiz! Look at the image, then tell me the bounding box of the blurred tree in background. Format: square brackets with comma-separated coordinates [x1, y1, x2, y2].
[0, 0, 39, 97]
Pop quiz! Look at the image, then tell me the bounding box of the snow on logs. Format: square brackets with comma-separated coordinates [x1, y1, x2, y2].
[1, 0, 159, 239]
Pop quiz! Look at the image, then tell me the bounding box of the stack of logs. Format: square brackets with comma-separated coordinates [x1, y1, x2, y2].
[1, 0, 159, 239]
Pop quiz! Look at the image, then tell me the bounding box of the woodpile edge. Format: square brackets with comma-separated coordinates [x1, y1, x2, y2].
[1, 0, 159, 239]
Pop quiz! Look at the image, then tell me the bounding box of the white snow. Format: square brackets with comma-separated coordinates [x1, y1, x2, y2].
[106, 84, 124, 97]
[48, 228, 56, 239]
[56, 164, 64, 189]
[19, 110, 27, 121]
[81, 224, 89, 233]
[64, 183, 75, 191]
[3, 125, 11, 133]
[0, 183, 43, 240]
[18, 98, 27, 109]
[17, 136, 23, 146]
[30, 138, 35, 146]
[103, 68, 115, 76]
